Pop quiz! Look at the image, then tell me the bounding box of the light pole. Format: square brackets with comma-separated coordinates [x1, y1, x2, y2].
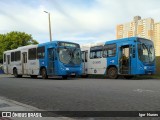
[44, 11, 52, 42]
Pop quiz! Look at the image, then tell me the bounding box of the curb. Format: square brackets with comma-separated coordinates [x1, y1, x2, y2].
[0, 97, 74, 120]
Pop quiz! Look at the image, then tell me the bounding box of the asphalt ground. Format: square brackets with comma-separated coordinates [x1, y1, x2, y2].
[0, 74, 160, 120]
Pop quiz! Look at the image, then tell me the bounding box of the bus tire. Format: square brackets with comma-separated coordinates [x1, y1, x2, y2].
[107, 67, 118, 79]
[41, 68, 48, 79]
[30, 75, 38, 79]
[81, 74, 88, 78]
[62, 75, 68, 79]
[13, 68, 18, 78]
[18, 75, 22, 78]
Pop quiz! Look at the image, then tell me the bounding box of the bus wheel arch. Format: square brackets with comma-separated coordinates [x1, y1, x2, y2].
[13, 68, 18, 77]
[40, 67, 48, 79]
[107, 66, 118, 79]
[13, 68, 22, 78]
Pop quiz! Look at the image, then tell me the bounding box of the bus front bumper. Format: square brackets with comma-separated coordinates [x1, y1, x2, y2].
[59, 67, 82, 76]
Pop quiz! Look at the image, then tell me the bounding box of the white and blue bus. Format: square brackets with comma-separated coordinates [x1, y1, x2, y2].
[81, 37, 155, 79]
[3, 41, 82, 79]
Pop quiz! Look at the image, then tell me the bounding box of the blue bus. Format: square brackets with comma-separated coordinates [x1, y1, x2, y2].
[81, 37, 155, 79]
[3, 41, 82, 79]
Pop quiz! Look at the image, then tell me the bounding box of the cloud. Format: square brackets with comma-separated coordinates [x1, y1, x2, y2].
[0, 0, 160, 44]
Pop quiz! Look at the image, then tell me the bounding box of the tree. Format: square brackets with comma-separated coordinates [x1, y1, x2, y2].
[0, 31, 39, 63]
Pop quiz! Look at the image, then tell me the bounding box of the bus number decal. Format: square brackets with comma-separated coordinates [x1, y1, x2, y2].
[93, 61, 101, 64]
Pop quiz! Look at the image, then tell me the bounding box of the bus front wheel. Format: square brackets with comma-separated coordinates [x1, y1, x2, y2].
[41, 68, 48, 79]
[107, 67, 118, 79]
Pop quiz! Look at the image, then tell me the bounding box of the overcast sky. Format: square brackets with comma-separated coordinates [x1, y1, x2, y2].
[0, 0, 160, 44]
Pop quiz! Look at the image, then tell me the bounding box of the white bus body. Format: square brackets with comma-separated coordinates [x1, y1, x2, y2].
[81, 43, 107, 75]
[3, 45, 39, 77]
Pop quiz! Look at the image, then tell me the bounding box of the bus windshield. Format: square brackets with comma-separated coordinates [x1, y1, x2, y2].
[58, 47, 81, 65]
[138, 38, 155, 64]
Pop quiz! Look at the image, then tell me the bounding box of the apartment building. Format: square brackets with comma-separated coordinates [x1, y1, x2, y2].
[116, 16, 160, 56]
[154, 23, 160, 56]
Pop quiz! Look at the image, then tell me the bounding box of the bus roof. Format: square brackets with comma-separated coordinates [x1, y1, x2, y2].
[105, 37, 152, 45]
[3, 44, 38, 53]
[3, 49, 15, 53]
[3, 40, 80, 53]
[39, 40, 79, 46]
[17, 45, 37, 50]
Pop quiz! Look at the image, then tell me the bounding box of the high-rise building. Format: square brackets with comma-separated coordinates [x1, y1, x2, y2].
[116, 16, 154, 40]
[116, 16, 160, 56]
[154, 23, 160, 56]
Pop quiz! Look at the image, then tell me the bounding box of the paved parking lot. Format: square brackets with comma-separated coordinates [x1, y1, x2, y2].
[0, 75, 160, 119]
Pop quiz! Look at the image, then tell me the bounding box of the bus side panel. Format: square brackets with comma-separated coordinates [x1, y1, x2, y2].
[88, 58, 107, 75]
[28, 59, 39, 75]
[3, 53, 7, 74]
[54, 60, 59, 75]
[106, 56, 118, 72]
[10, 61, 14, 74]
[13, 61, 22, 75]
[3, 63, 7, 74]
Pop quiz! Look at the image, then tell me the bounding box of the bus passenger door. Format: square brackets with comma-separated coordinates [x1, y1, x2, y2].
[22, 52, 27, 74]
[119, 45, 131, 74]
[47, 48, 55, 75]
[6, 55, 10, 74]
[82, 51, 88, 75]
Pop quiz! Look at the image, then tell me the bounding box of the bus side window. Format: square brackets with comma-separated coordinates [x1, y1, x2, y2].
[15, 51, 21, 61]
[103, 44, 116, 57]
[102, 49, 107, 57]
[11, 52, 15, 62]
[28, 48, 37, 60]
[37, 46, 45, 59]
[90, 46, 103, 59]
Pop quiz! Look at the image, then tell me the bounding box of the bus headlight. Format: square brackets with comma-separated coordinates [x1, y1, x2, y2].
[66, 68, 69, 71]
[144, 66, 147, 70]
